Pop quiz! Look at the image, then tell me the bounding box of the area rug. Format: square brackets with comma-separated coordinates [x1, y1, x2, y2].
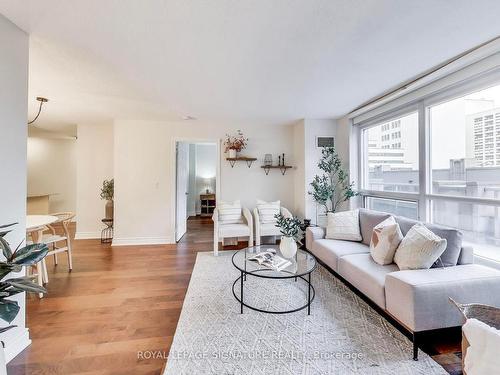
[163, 251, 447, 374]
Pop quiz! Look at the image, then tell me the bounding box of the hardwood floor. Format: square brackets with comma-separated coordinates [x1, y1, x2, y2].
[8, 217, 461, 374]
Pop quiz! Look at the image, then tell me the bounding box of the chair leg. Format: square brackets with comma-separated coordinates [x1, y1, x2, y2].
[53, 253, 58, 266]
[67, 240, 73, 271]
[413, 332, 418, 361]
[213, 236, 219, 256]
[255, 236, 261, 246]
[36, 262, 44, 299]
[42, 259, 49, 284]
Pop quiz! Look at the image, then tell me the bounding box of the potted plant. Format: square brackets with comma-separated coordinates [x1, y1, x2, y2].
[100, 179, 114, 220]
[223, 130, 248, 158]
[309, 147, 358, 223]
[0, 223, 48, 373]
[274, 214, 302, 258]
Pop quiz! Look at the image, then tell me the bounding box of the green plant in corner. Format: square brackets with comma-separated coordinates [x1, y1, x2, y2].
[0, 223, 48, 333]
[308, 147, 358, 213]
[100, 179, 114, 201]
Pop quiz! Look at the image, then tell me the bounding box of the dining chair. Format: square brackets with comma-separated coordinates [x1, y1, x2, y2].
[26, 225, 47, 298]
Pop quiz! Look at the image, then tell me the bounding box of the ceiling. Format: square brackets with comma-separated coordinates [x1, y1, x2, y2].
[1, 0, 500, 134]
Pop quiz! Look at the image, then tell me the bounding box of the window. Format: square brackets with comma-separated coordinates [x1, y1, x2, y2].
[362, 112, 419, 193]
[429, 84, 500, 197]
[357, 76, 500, 261]
[365, 196, 418, 220]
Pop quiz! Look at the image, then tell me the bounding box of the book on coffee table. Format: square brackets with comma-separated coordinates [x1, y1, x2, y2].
[247, 249, 291, 272]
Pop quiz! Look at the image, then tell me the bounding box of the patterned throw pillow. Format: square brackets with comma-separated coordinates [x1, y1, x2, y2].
[370, 216, 403, 265]
[217, 200, 243, 224]
[325, 210, 362, 241]
[394, 223, 447, 270]
[257, 199, 280, 224]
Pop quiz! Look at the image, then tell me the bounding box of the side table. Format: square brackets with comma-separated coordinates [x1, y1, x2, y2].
[101, 218, 113, 244]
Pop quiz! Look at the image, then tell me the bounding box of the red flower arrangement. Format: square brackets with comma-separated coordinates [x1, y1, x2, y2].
[223, 130, 248, 153]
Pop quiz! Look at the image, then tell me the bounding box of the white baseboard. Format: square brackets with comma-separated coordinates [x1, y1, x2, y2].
[1, 326, 31, 363]
[112, 236, 174, 246]
[74, 231, 101, 240]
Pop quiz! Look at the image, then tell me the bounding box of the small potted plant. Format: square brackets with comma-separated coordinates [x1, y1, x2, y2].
[274, 214, 302, 258]
[0, 223, 48, 373]
[223, 130, 248, 158]
[100, 179, 114, 220]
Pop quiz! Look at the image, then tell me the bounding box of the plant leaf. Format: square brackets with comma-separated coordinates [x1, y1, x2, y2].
[0, 237, 12, 260]
[0, 300, 20, 324]
[11, 243, 48, 265]
[0, 230, 12, 238]
[4, 278, 46, 294]
[0, 223, 17, 229]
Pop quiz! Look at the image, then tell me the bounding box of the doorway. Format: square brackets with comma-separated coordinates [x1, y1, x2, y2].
[175, 141, 218, 242]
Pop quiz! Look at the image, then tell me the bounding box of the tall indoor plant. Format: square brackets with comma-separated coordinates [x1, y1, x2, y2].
[309, 147, 358, 216]
[100, 179, 114, 220]
[0, 223, 48, 373]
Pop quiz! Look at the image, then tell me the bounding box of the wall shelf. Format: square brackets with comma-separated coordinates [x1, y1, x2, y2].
[226, 157, 257, 168]
[261, 165, 293, 175]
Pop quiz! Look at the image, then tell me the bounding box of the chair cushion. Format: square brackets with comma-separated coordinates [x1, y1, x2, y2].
[359, 208, 391, 245]
[396, 216, 463, 267]
[338, 253, 399, 308]
[385, 264, 500, 331]
[218, 223, 250, 237]
[256, 199, 280, 224]
[326, 210, 362, 241]
[259, 222, 281, 236]
[217, 201, 243, 224]
[310, 239, 369, 272]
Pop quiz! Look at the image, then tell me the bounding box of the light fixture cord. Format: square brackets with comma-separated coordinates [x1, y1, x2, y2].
[28, 100, 45, 125]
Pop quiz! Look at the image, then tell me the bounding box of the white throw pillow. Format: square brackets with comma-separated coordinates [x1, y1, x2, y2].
[256, 199, 280, 224]
[394, 223, 447, 270]
[463, 318, 500, 375]
[369, 216, 403, 265]
[217, 200, 243, 224]
[326, 210, 362, 241]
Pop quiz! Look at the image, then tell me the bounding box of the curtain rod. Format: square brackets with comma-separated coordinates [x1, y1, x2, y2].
[348, 35, 500, 115]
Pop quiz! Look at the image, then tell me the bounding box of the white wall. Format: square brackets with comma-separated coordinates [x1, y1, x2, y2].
[0, 14, 31, 362]
[27, 137, 77, 214]
[294, 119, 337, 221]
[75, 123, 114, 238]
[112, 120, 296, 245]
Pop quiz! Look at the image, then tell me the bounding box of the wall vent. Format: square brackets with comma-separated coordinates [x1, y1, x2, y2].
[316, 136, 334, 148]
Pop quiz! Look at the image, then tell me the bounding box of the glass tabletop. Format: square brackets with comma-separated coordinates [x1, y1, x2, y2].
[232, 245, 316, 278]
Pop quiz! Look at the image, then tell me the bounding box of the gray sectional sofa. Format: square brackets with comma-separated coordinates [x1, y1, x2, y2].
[306, 208, 500, 360]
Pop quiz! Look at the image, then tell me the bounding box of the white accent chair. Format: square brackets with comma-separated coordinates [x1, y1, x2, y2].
[253, 206, 292, 246]
[212, 207, 253, 256]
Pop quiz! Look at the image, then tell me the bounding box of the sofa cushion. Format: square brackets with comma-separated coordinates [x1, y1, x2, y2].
[385, 264, 500, 331]
[218, 223, 250, 237]
[396, 216, 463, 267]
[310, 239, 369, 272]
[338, 253, 399, 309]
[256, 199, 280, 224]
[359, 208, 392, 245]
[217, 200, 243, 224]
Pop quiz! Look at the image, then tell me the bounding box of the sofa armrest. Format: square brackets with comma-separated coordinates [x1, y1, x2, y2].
[385, 264, 500, 332]
[458, 246, 474, 265]
[306, 226, 325, 251]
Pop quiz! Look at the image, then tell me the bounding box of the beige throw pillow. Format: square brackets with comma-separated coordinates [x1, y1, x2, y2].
[217, 200, 243, 224]
[394, 223, 447, 270]
[326, 210, 362, 241]
[369, 216, 403, 265]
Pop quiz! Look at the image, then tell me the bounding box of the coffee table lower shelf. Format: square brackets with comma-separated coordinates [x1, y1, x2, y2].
[231, 269, 315, 315]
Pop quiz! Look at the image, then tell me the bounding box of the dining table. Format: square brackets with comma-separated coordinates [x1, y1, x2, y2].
[26, 214, 58, 298]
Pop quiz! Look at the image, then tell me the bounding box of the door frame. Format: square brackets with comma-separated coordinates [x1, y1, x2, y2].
[171, 137, 221, 243]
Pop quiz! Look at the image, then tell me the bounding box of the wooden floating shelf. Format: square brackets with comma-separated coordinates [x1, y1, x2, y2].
[226, 157, 257, 168]
[261, 165, 293, 175]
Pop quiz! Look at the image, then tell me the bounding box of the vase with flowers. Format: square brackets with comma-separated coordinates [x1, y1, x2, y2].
[224, 130, 248, 158]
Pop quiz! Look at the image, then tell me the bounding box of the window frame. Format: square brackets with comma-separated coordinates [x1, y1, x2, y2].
[356, 68, 500, 223]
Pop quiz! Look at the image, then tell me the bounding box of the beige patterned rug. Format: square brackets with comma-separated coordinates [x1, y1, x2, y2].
[163, 251, 447, 375]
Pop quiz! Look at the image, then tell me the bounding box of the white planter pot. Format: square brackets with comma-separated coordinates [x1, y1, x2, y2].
[0, 345, 6, 375]
[279, 236, 297, 259]
[228, 149, 237, 158]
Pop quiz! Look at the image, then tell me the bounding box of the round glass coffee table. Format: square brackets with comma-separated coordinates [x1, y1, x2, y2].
[231, 245, 316, 315]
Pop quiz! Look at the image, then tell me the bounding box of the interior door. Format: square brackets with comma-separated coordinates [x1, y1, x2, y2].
[175, 142, 189, 241]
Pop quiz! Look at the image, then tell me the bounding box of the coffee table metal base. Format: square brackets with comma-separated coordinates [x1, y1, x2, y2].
[232, 269, 315, 315]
